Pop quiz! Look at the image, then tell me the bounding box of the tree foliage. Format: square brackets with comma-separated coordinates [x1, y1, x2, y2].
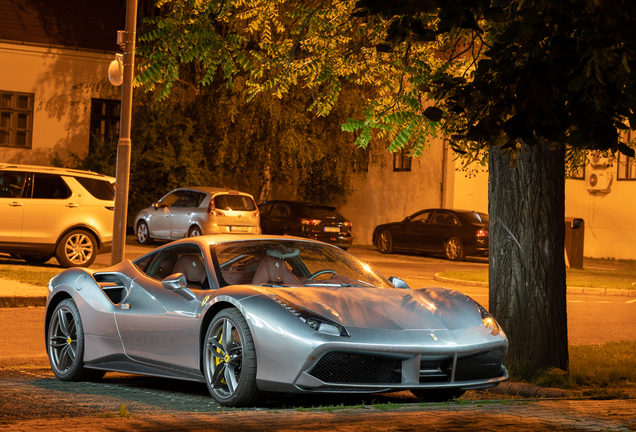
[135, 0, 636, 374]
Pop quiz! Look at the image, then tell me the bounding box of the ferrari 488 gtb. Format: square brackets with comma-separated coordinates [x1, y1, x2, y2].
[45, 235, 508, 407]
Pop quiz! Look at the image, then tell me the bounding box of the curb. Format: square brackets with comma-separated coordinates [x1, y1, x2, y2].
[487, 381, 570, 398]
[433, 274, 636, 297]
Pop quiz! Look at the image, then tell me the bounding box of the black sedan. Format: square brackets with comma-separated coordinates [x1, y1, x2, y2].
[258, 200, 353, 250]
[372, 209, 489, 260]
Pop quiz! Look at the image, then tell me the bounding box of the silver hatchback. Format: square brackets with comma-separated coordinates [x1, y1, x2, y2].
[134, 187, 261, 244]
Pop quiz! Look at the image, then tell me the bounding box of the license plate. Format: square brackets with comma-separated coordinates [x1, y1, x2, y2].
[324, 227, 339, 233]
[230, 226, 248, 232]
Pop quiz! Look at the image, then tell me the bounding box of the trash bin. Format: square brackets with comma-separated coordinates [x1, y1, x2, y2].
[564, 217, 584, 269]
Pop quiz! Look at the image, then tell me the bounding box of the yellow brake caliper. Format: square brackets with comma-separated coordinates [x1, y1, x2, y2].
[215, 331, 227, 384]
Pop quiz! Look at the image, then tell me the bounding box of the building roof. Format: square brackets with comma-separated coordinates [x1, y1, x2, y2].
[0, 0, 126, 52]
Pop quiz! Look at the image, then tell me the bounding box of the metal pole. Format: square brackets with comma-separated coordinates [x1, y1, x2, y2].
[111, 0, 138, 265]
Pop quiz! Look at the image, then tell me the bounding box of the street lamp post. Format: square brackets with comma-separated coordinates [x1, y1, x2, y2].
[111, 0, 138, 265]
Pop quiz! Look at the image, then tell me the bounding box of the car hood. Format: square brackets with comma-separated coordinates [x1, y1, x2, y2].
[263, 286, 483, 331]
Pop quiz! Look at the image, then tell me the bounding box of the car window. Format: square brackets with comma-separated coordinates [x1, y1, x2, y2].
[465, 212, 489, 224]
[432, 212, 457, 225]
[74, 177, 115, 201]
[143, 244, 208, 289]
[32, 173, 71, 199]
[258, 203, 274, 216]
[214, 194, 256, 211]
[271, 203, 290, 217]
[411, 210, 433, 223]
[158, 191, 182, 208]
[303, 206, 339, 218]
[211, 240, 393, 289]
[0, 171, 27, 198]
[175, 191, 205, 208]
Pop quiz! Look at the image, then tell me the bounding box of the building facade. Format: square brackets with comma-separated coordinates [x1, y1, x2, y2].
[0, 1, 124, 165]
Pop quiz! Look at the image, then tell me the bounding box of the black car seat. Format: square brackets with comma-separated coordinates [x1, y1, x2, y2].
[173, 254, 207, 288]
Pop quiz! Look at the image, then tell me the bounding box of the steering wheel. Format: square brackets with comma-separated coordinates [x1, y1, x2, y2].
[308, 269, 337, 280]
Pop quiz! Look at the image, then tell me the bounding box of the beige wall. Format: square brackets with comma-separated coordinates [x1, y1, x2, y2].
[0, 42, 119, 165]
[335, 138, 453, 246]
[452, 158, 636, 260]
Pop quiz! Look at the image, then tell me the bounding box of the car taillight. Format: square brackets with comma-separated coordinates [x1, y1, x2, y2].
[207, 201, 225, 217]
[342, 221, 352, 227]
[476, 229, 488, 237]
[300, 218, 321, 226]
[252, 211, 259, 218]
[105, 206, 114, 211]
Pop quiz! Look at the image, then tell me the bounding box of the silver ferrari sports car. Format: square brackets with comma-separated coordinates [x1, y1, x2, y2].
[44, 235, 508, 407]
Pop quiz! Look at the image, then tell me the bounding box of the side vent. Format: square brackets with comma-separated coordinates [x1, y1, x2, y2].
[94, 273, 128, 304]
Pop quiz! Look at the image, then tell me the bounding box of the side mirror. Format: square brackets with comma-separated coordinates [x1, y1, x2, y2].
[389, 276, 410, 290]
[162, 273, 197, 301]
[152, 201, 159, 210]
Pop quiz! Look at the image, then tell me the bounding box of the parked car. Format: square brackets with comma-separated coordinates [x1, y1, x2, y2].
[0, 164, 115, 267]
[44, 234, 508, 407]
[134, 187, 260, 244]
[372, 209, 489, 261]
[258, 200, 353, 249]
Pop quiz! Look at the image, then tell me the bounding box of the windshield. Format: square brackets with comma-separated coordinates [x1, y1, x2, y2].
[211, 240, 393, 288]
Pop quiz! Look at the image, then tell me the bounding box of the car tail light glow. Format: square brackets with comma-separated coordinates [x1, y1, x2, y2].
[300, 218, 321, 226]
[342, 221, 352, 227]
[476, 229, 488, 237]
[252, 211, 259, 218]
[207, 201, 225, 217]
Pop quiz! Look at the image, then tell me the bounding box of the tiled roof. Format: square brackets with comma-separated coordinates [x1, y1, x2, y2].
[0, 0, 126, 52]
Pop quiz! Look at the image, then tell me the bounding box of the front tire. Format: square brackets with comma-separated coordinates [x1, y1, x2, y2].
[47, 299, 104, 381]
[444, 237, 465, 261]
[377, 230, 394, 254]
[136, 221, 153, 245]
[56, 230, 97, 268]
[203, 308, 264, 407]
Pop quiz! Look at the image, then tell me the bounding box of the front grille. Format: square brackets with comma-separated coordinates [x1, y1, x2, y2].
[454, 349, 503, 381]
[419, 358, 453, 383]
[308, 352, 401, 384]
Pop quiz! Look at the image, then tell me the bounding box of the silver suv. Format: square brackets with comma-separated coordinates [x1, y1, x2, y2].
[134, 187, 261, 244]
[0, 164, 115, 267]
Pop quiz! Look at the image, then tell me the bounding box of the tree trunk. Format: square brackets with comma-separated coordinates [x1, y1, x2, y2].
[258, 147, 272, 204]
[488, 141, 568, 374]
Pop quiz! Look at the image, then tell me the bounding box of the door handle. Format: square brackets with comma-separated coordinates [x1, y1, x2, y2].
[9, 202, 23, 207]
[66, 203, 79, 208]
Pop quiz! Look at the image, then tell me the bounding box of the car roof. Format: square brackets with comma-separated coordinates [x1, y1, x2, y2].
[174, 186, 255, 197]
[0, 163, 115, 182]
[164, 234, 334, 248]
[259, 200, 336, 209]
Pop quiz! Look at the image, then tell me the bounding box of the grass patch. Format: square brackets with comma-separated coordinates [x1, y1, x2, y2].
[296, 403, 366, 413]
[438, 257, 636, 290]
[0, 261, 64, 286]
[372, 401, 404, 411]
[531, 341, 636, 390]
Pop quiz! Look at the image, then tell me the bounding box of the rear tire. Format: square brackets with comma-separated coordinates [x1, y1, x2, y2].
[47, 299, 105, 381]
[444, 237, 465, 261]
[188, 226, 202, 237]
[56, 230, 97, 268]
[377, 231, 394, 254]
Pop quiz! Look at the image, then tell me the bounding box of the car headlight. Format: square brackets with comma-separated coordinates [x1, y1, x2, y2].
[270, 295, 350, 337]
[477, 303, 501, 336]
